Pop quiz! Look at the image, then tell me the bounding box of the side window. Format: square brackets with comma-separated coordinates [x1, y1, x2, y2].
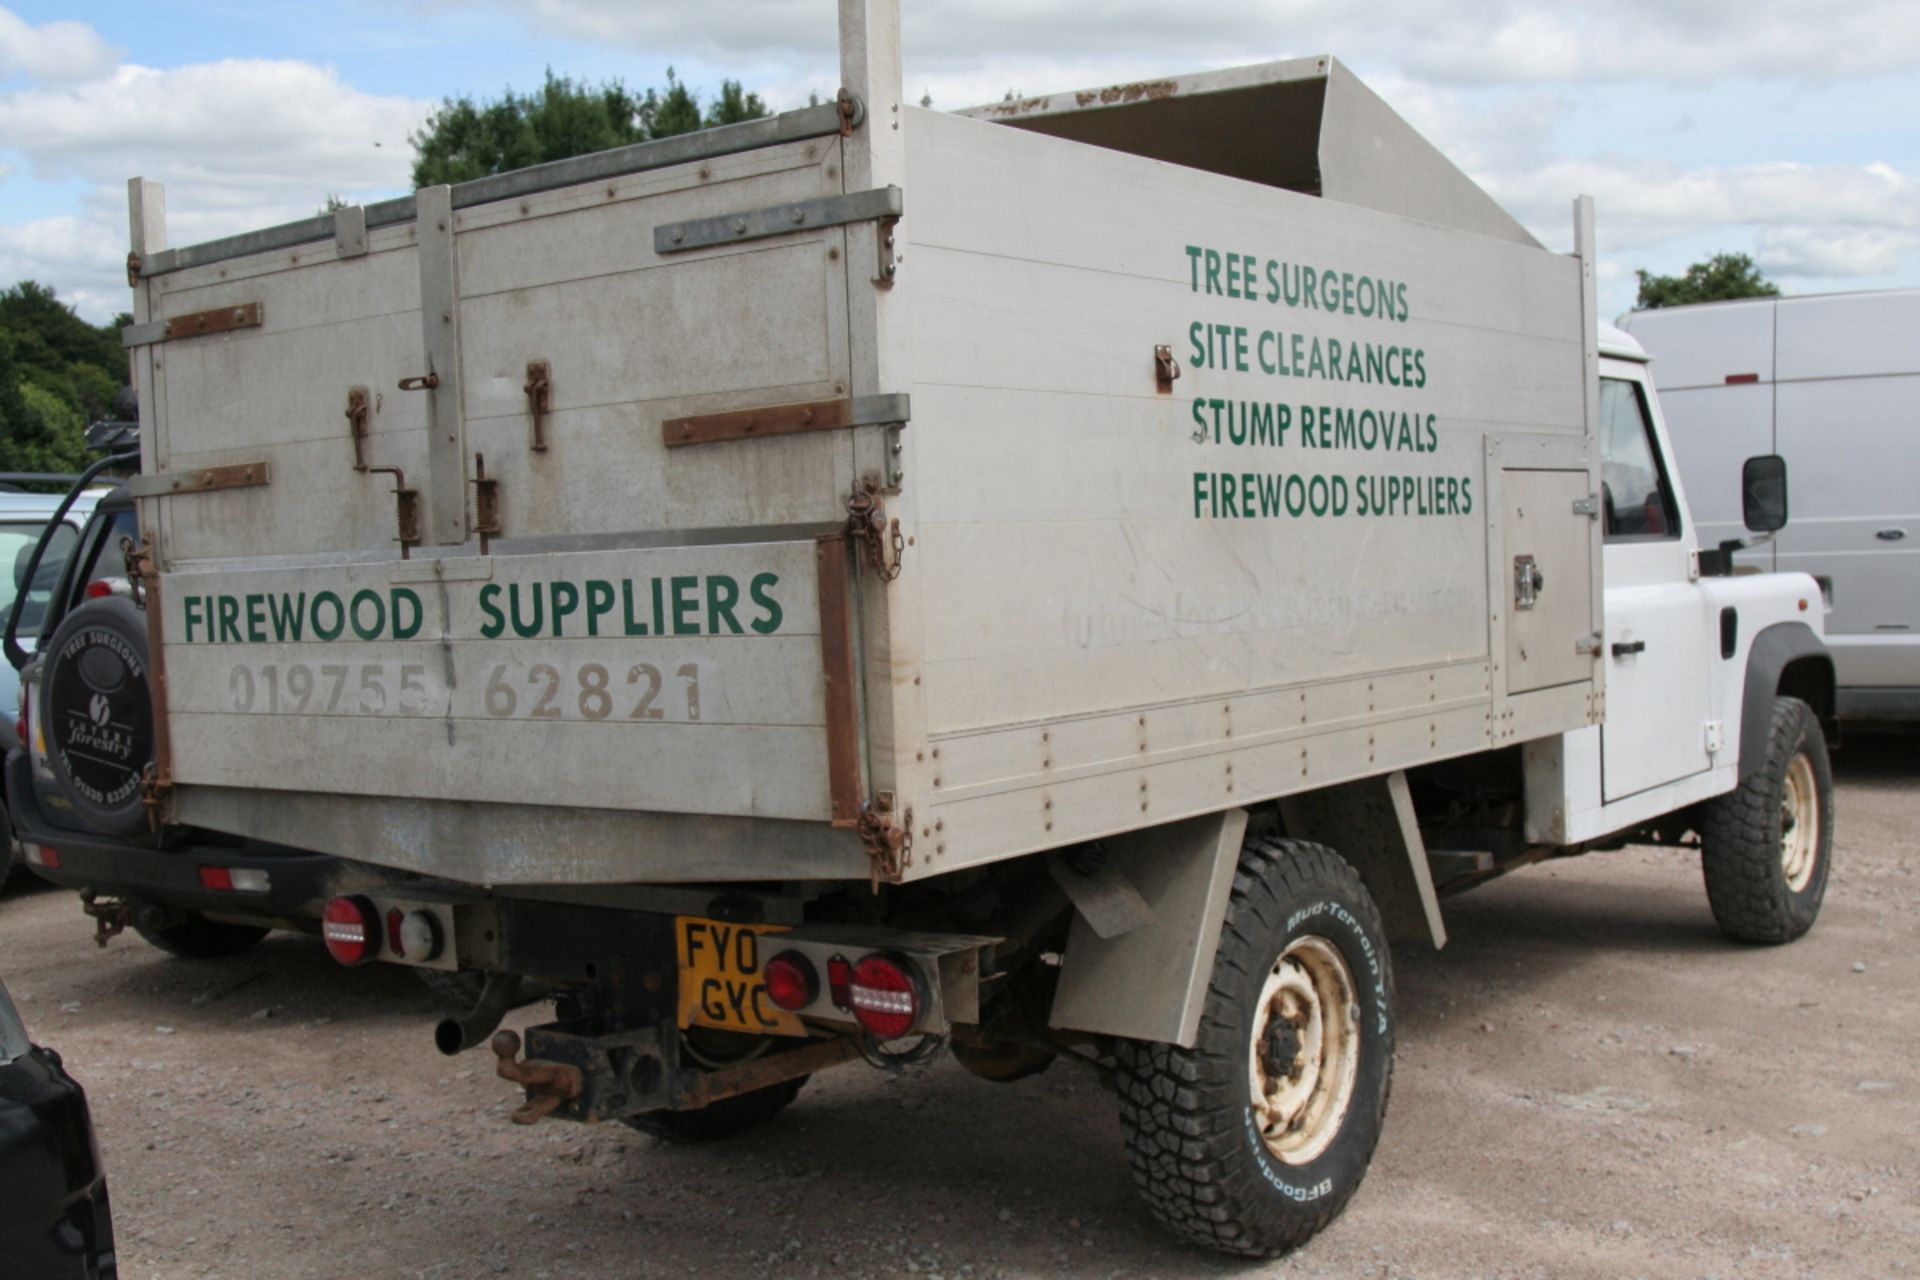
[1599, 377, 1679, 542]
[1, 520, 80, 637]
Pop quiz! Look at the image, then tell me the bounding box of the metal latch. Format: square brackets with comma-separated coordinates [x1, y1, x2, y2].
[524, 361, 551, 452]
[472, 453, 502, 555]
[1513, 554, 1543, 610]
[1575, 632, 1604, 656]
[847, 485, 904, 582]
[1154, 344, 1181, 393]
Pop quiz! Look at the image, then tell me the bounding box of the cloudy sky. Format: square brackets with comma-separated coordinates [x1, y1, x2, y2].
[2, 1, 1914, 323]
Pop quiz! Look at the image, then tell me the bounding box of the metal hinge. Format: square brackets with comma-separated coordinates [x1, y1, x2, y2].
[847, 485, 904, 582]
[856, 801, 913, 890]
[1574, 632, 1604, 656]
[1572, 494, 1599, 519]
[1704, 720, 1724, 754]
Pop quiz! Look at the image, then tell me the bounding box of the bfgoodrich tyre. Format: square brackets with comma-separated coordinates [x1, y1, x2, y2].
[1116, 837, 1394, 1257]
[1698, 695, 1833, 944]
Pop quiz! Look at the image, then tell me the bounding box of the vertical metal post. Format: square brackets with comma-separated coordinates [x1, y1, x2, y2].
[1573, 194, 1606, 711]
[416, 184, 468, 546]
[836, 0, 927, 851]
[127, 179, 166, 478]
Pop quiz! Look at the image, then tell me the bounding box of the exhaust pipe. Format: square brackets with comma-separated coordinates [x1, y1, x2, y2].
[434, 972, 524, 1055]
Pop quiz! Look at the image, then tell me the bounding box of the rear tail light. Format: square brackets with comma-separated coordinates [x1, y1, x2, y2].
[763, 950, 818, 1012]
[84, 579, 115, 600]
[23, 844, 58, 869]
[197, 865, 270, 893]
[321, 894, 381, 966]
[847, 952, 922, 1040]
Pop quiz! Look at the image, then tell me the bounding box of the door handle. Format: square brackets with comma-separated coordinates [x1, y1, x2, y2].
[1611, 640, 1646, 657]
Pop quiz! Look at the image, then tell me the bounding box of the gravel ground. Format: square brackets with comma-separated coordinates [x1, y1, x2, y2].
[2, 733, 1915, 1279]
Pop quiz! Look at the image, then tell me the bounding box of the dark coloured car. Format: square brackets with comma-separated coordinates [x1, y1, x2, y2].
[0, 978, 117, 1278]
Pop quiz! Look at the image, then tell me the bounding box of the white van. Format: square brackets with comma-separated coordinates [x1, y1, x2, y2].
[1621, 290, 1919, 721]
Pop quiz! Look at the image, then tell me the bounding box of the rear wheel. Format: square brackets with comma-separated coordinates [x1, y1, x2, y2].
[134, 912, 269, 959]
[1116, 837, 1394, 1257]
[621, 1076, 807, 1144]
[1698, 695, 1833, 943]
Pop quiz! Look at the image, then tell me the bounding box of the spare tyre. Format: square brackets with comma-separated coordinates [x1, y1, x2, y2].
[40, 595, 154, 835]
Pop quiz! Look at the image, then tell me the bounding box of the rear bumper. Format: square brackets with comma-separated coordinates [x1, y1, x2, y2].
[5, 748, 384, 923]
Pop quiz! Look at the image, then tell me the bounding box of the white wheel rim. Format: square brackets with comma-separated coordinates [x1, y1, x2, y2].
[1781, 752, 1819, 893]
[1249, 934, 1360, 1166]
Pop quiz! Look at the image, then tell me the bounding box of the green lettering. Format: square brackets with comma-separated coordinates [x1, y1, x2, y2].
[507, 583, 543, 638]
[749, 573, 783, 635]
[390, 588, 422, 640]
[243, 593, 266, 643]
[620, 580, 649, 636]
[549, 581, 579, 638]
[217, 595, 241, 643]
[478, 584, 505, 639]
[350, 588, 386, 641]
[706, 576, 743, 634]
[183, 595, 203, 644]
[311, 592, 345, 641]
[671, 576, 699, 635]
[585, 580, 615, 637]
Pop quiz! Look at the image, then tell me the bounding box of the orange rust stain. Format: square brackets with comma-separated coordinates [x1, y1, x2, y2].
[1096, 79, 1180, 106]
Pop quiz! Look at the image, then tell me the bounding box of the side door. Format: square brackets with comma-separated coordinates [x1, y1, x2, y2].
[1598, 364, 1716, 801]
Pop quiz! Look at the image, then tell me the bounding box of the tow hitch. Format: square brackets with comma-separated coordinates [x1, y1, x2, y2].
[78, 891, 130, 947]
[490, 1030, 584, 1125]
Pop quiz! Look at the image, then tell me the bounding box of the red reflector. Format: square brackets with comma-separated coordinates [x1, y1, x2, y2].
[386, 907, 407, 958]
[764, 951, 818, 1012]
[197, 865, 236, 891]
[1725, 373, 1760, 385]
[848, 953, 920, 1040]
[84, 579, 114, 599]
[25, 845, 58, 869]
[322, 895, 380, 966]
[827, 954, 853, 1010]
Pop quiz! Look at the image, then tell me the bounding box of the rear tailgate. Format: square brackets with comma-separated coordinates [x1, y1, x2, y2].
[160, 541, 829, 817]
[134, 127, 867, 823]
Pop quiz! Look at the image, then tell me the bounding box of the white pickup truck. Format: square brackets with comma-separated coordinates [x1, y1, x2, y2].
[59, 1, 1833, 1256]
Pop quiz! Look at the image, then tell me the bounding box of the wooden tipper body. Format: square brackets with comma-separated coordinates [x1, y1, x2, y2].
[127, 43, 1604, 887]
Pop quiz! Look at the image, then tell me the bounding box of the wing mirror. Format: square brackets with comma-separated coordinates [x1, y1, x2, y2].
[1742, 454, 1788, 534]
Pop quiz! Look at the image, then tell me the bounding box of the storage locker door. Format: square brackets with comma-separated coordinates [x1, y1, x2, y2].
[1502, 469, 1595, 695]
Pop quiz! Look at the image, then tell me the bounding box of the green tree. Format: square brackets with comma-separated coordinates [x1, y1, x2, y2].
[410, 68, 771, 189]
[0, 282, 127, 476]
[1634, 252, 1781, 310]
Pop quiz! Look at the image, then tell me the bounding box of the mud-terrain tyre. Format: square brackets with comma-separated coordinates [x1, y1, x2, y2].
[621, 1076, 807, 1144]
[1698, 695, 1833, 944]
[1115, 837, 1394, 1258]
[40, 596, 153, 836]
[134, 912, 270, 959]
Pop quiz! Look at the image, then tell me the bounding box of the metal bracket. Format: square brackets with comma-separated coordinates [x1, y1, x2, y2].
[471, 453, 502, 555]
[524, 361, 552, 452]
[1575, 632, 1604, 656]
[874, 215, 900, 287]
[121, 301, 264, 349]
[654, 186, 903, 255]
[663, 392, 910, 449]
[1572, 494, 1599, 519]
[367, 466, 422, 559]
[126, 461, 270, 499]
[856, 802, 913, 890]
[333, 204, 368, 258]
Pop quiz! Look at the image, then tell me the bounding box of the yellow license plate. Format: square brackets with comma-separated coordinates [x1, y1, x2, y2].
[675, 916, 805, 1036]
